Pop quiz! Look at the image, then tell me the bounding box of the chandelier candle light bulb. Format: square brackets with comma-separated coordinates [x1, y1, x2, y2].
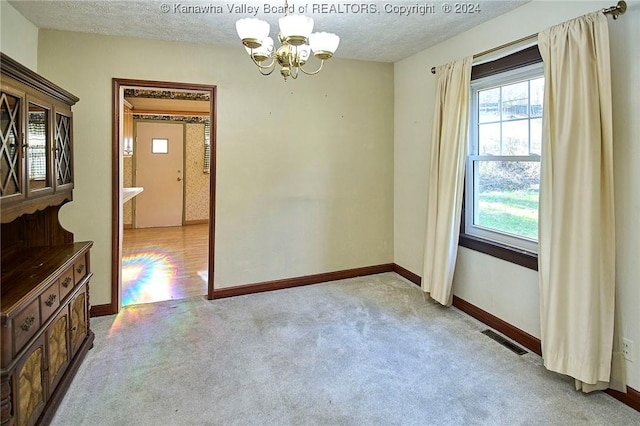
[236, 18, 270, 49]
[309, 32, 340, 60]
[279, 14, 314, 45]
[235, 0, 340, 80]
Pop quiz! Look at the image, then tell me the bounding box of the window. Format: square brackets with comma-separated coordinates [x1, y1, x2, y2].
[461, 47, 543, 269]
[151, 138, 168, 154]
[203, 121, 211, 174]
[27, 109, 48, 181]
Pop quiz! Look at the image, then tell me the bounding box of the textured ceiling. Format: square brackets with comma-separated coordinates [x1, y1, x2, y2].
[10, 0, 529, 63]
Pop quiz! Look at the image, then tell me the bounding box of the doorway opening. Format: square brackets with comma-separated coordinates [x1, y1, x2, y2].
[110, 79, 216, 313]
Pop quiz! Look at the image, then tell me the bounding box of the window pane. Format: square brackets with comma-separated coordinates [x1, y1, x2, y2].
[152, 138, 168, 154]
[530, 118, 542, 155]
[501, 81, 528, 120]
[478, 87, 500, 123]
[478, 123, 500, 155]
[502, 120, 529, 155]
[530, 77, 544, 118]
[28, 104, 50, 188]
[475, 160, 540, 240]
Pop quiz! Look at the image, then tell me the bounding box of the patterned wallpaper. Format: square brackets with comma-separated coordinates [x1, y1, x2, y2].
[185, 123, 210, 222]
[123, 121, 210, 227]
[124, 89, 209, 101]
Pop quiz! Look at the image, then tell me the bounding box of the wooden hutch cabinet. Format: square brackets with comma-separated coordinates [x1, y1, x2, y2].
[1, 54, 75, 223]
[1, 53, 94, 426]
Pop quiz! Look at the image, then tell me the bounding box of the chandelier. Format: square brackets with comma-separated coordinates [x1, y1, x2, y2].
[235, 0, 340, 80]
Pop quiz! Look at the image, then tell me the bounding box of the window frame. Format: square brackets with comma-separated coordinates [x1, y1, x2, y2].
[459, 46, 543, 271]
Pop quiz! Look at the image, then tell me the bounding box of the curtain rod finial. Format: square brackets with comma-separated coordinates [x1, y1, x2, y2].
[603, 0, 626, 19]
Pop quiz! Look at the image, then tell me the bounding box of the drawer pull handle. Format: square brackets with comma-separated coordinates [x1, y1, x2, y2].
[76, 264, 85, 274]
[21, 316, 35, 331]
[45, 294, 57, 307]
[62, 277, 72, 287]
[71, 326, 77, 332]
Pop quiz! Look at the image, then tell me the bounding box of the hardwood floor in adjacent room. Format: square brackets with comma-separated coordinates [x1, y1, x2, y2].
[122, 224, 208, 306]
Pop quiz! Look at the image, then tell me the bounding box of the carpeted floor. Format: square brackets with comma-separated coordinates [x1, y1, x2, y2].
[51, 273, 640, 425]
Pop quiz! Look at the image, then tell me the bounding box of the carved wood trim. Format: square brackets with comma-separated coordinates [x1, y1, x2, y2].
[0, 53, 79, 106]
[0, 189, 72, 225]
[1, 204, 73, 264]
[0, 377, 11, 426]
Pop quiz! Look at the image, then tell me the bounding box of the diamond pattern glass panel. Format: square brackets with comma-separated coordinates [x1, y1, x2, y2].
[1, 92, 22, 196]
[55, 113, 72, 186]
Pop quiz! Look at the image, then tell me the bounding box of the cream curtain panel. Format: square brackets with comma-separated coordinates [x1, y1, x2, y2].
[538, 12, 625, 393]
[422, 57, 472, 306]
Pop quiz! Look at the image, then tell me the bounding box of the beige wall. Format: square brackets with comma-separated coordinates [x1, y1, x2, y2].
[394, 0, 640, 389]
[0, 0, 38, 71]
[37, 30, 394, 304]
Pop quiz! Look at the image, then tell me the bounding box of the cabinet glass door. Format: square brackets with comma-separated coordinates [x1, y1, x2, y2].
[55, 111, 73, 189]
[1, 90, 23, 199]
[27, 102, 52, 194]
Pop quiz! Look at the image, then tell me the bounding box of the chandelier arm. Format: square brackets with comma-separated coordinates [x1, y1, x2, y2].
[290, 66, 299, 79]
[259, 66, 276, 76]
[285, 50, 296, 69]
[249, 54, 277, 71]
[298, 60, 325, 76]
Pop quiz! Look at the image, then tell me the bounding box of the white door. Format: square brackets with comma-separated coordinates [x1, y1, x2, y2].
[135, 122, 184, 228]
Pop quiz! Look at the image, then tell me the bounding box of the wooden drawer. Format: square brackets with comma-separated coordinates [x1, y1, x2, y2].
[73, 255, 87, 285]
[14, 300, 40, 355]
[59, 268, 74, 300]
[39, 281, 60, 323]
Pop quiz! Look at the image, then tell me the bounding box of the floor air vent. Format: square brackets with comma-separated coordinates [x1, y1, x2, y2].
[481, 330, 528, 355]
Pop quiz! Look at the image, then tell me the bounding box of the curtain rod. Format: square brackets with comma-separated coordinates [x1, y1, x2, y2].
[430, 1, 627, 74]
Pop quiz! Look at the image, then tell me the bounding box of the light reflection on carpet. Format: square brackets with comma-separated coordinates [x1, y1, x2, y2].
[122, 250, 176, 306]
